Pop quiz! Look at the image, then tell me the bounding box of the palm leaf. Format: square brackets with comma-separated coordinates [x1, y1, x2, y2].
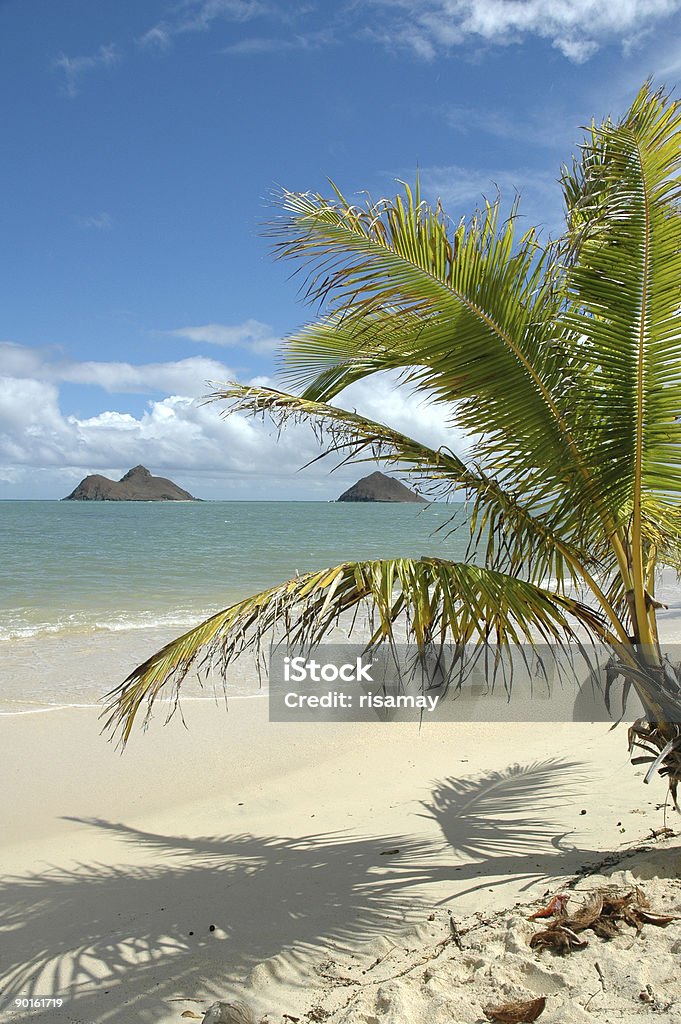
[214, 380, 617, 601]
[102, 558, 606, 744]
[562, 84, 681, 515]
[560, 83, 681, 643]
[270, 183, 627, 568]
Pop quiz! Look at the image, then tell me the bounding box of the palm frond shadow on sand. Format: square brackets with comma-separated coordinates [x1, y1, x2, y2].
[421, 758, 600, 900]
[0, 758, 618, 1024]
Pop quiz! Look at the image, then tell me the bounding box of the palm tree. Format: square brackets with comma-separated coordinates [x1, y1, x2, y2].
[105, 83, 681, 798]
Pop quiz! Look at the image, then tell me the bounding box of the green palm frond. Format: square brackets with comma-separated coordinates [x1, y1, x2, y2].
[102, 557, 607, 744]
[560, 83, 681, 646]
[277, 309, 425, 400]
[275, 189, 569, 459]
[214, 381, 611, 599]
[562, 84, 681, 518]
[270, 182, 622, 560]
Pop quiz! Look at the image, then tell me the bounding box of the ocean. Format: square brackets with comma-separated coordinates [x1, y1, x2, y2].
[4, 500, 681, 718]
[0, 500, 469, 640]
[0, 500, 469, 712]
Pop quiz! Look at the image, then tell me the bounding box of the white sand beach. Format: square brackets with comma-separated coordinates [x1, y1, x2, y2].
[3, 617, 681, 1024]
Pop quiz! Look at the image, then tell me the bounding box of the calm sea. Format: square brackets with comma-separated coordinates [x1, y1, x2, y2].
[0, 500, 468, 642]
[3, 501, 681, 715]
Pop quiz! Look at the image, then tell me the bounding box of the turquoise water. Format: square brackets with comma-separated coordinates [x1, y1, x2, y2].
[0, 500, 469, 641]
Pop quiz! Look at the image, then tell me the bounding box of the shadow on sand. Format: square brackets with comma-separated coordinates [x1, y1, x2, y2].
[1, 757, 618, 1022]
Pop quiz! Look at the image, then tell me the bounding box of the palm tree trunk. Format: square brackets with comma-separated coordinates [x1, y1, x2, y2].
[623, 603, 681, 803]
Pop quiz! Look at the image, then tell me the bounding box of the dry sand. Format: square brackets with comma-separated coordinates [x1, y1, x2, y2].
[2, 622, 681, 1023]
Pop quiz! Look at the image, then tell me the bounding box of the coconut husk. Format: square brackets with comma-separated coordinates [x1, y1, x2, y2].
[483, 995, 546, 1023]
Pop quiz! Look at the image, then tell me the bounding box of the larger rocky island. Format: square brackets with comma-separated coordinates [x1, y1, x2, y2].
[337, 471, 426, 503]
[62, 465, 197, 501]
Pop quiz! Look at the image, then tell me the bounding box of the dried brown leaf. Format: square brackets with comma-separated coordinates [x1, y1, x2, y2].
[601, 892, 635, 914]
[634, 887, 650, 907]
[564, 894, 603, 931]
[649, 827, 676, 840]
[591, 918, 621, 939]
[636, 910, 678, 927]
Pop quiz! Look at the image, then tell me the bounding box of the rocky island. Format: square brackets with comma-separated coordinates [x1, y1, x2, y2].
[62, 465, 197, 501]
[337, 471, 427, 503]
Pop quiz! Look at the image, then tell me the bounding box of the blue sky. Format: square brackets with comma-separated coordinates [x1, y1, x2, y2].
[2, 0, 681, 499]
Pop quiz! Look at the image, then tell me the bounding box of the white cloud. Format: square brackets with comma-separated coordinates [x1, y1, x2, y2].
[368, 0, 681, 62]
[0, 344, 462, 499]
[557, 37, 599, 62]
[164, 319, 281, 354]
[444, 103, 580, 151]
[339, 376, 460, 456]
[418, 163, 563, 235]
[183, 0, 270, 29]
[224, 28, 334, 54]
[0, 343, 232, 398]
[0, 378, 75, 467]
[60, 356, 233, 396]
[77, 212, 113, 230]
[52, 43, 120, 97]
[0, 341, 51, 378]
[139, 0, 268, 49]
[67, 0, 679, 77]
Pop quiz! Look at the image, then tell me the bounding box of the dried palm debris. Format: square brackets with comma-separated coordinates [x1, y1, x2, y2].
[483, 995, 546, 1023]
[527, 887, 677, 953]
[528, 894, 570, 919]
[530, 924, 588, 953]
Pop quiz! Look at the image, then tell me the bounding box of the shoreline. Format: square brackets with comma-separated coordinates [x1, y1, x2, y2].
[0, 693, 268, 716]
[0, 625, 265, 713]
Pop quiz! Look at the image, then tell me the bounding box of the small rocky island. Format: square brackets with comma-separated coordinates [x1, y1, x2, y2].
[62, 465, 197, 502]
[337, 471, 426, 503]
